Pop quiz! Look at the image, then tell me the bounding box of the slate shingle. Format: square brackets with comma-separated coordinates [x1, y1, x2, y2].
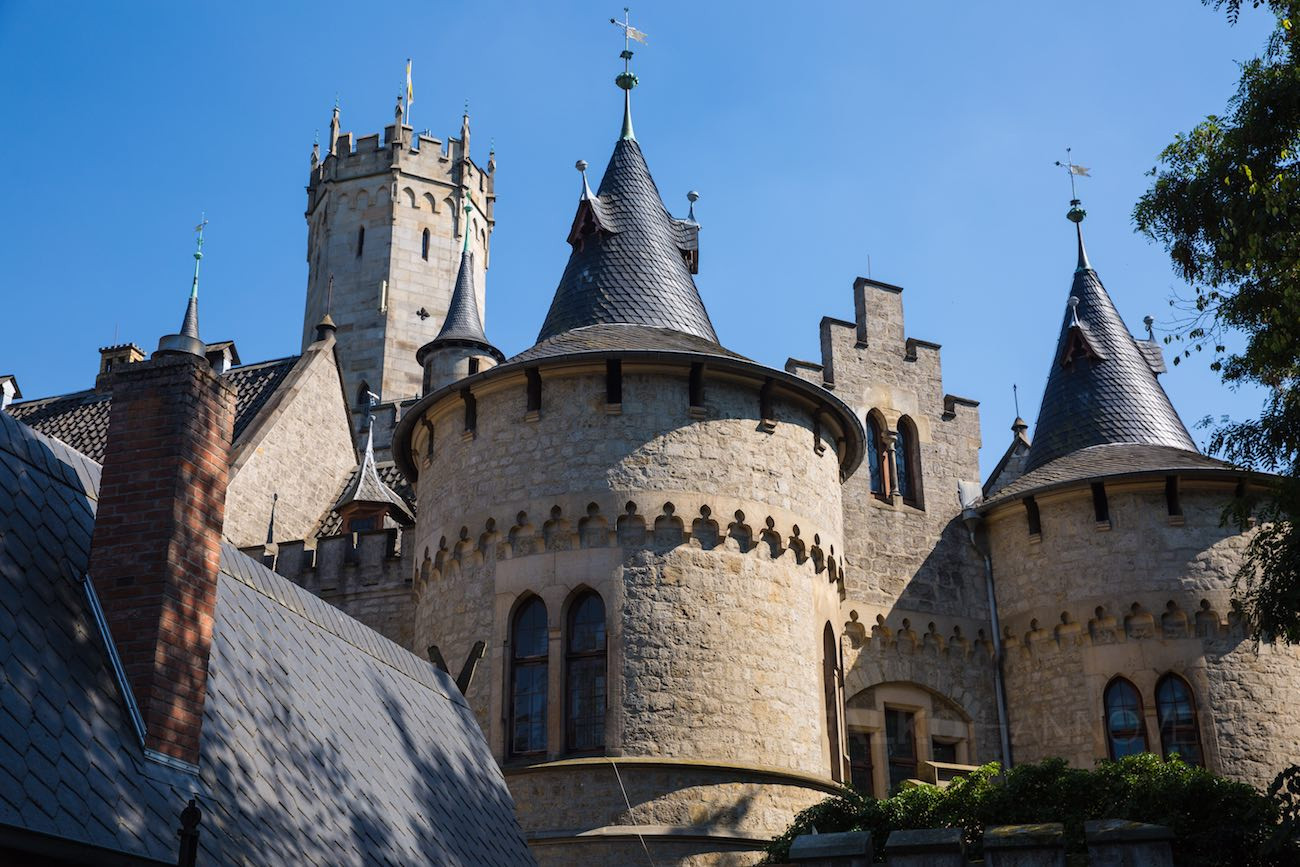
[0, 412, 534, 865]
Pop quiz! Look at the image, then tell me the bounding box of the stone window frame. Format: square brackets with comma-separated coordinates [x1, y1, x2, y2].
[563, 589, 608, 754]
[1102, 676, 1149, 759]
[1155, 673, 1204, 767]
[845, 683, 973, 798]
[895, 415, 924, 510]
[508, 594, 549, 758]
[865, 410, 891, 501]
[421, 227, 431, 261]
[822, 622, 844, 783]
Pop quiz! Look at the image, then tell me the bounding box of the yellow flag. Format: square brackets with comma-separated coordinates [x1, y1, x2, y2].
[406, 59, 413, 103]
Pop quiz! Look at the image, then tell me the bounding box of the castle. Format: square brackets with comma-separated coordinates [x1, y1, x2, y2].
[7, 46, 1300, 867]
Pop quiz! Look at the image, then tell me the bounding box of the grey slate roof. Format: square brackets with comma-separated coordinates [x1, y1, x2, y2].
[333, 428, 415, 523]
[1025, 238, 1196, 472]
[429, 251, 500, 358]
[982, 442, 1236, 508]
[317, 460, 415, 538]
[0, 410, 534, 865]
[7, 355, 298, 463]
[535, 138, 719, 346]
[510, 322, 748, 365]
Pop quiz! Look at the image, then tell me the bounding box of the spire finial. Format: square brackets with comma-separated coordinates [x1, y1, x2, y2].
[1013, 382, 1020, 418]
[1055, 148, 1093, 272]
[686, 190, 699, 222]
[576, 159, 594, 199]
[1144, 315, 1156, 340]
[610, 8, 646, 140]
[190, 215, 207, 302]
[1068, 295, 1081, 327]
[463, 198, 474, 253]
[155, 215, 208, 356]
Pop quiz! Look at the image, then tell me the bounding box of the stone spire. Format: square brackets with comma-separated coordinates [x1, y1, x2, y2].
[157, 217, 207, 357]
[329, 98, 340, 156]
[1024, 204, 1196, 471]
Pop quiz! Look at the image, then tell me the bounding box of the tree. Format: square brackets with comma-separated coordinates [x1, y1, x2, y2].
[1134, 0, 1300, 642]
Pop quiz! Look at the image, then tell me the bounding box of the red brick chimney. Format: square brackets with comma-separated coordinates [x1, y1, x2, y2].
[88, 349, 234, 766]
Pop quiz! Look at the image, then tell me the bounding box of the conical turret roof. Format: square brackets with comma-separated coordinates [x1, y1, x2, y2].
[435, 251, 495, 346]
[535, 138, 718, 347]
[1025, 219, 1196, 472]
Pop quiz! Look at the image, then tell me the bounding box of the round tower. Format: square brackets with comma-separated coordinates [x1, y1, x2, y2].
[977, 204, 1300, 789]
[395, 54, 864, 865]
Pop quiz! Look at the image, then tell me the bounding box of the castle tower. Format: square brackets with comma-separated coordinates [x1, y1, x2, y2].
[302, 97, 495, 412]
[978, 202, 1300, 789]
[394, 46, 865, 865]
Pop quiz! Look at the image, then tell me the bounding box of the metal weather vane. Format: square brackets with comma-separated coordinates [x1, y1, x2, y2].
[610, 8, 648, 48]
[1054, 147, 1091, 199]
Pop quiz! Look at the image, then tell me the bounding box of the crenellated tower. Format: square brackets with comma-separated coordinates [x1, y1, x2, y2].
[302, 97, 496, 415]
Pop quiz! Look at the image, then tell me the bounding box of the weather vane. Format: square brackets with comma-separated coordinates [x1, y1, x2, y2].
[610, 8, 648, 50]
[1054, 147, 1091, 200]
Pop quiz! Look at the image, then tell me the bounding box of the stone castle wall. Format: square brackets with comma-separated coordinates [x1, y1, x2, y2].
[302, 121, 494, 406]
[986, 479, 1300, 789]
[794, 278, 985, 619]
[405, 363, 851, 863]
[222, 338, 356, 548]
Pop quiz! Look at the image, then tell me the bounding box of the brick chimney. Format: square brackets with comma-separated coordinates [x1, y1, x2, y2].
[88, 350, 235, 766]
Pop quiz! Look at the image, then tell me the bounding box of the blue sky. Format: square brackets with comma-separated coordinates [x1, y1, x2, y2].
[0, 1, 1275, 480]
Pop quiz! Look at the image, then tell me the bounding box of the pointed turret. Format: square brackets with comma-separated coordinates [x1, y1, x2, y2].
[157, 218, 208, 358]
[1024, 204, 1196, 471]
[416, 203, 504, 393]
[335, 424, 414, 531]
[531, 48, 718, 351]
[329, 99, 340, 156]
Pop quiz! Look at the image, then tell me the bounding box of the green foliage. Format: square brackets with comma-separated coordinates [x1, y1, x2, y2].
[762, 756, 1299, 865]
[1133, 1, 1300, 642]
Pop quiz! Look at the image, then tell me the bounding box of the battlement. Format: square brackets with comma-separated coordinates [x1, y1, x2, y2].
[307, 122, 494, 218]
[242, 526, 412, 598]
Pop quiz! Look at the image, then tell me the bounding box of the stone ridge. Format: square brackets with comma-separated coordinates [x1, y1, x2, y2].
[1026, 265, 1196, 471]
[535, 138, 719, 346]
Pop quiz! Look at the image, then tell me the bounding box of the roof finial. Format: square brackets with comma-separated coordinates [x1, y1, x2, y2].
[576, 159, 594, 199]
[463, 199, 474, 253]
[1056, 148, 1093, 272]
[156, 216, 208, 356]
[1068, 295, 1081, 327]
[686, 190, 699, 222]
[1144, 315, 1156, 341]
[611, 8, 646, 141]
[1013, 382, 1020, 418]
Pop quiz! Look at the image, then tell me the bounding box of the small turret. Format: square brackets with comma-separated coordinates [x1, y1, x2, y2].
[416, 202, 504, 394]
[157, 218, 208, 358]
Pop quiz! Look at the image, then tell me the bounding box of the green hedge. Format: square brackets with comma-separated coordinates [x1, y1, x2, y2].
[763, 756, 1300, 865]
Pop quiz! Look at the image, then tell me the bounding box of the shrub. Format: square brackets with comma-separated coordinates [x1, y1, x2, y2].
[762, 756, 1299, 865]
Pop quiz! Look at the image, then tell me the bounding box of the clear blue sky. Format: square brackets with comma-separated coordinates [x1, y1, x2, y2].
[0, 1, 1275, 480]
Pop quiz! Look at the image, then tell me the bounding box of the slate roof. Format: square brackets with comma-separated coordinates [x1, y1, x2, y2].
[7, 355, 299, 463]
[535, 137, 719, 346]
[333, 429, 415, 523]
[0, 410, 534, 865]
[510, 322, 748, 365]
[1025, 228, 1196, 472]
[981, 442, 1237, 508]
[317, 461, 415, 538]
[429, 251, 500, 357]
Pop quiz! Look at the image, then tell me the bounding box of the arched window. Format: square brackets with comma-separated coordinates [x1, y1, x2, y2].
[895, 416, 923, 507]
[422, 228, 430, 261]
[565, 592, 606, 752]
[1156, 674, 1203, 766]
[510, 597, 548, 756]
[356, 225, 365, 258]
[823, 623, 843, 782]
[866, 413, 888, 498]
[1103, 677, 1148, 759]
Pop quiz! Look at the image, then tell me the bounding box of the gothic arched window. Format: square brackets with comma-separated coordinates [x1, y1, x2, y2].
[356, 225, 365, 258]
[866, 413, 888, 499]
[422, 228, 430, 261]
[895, 416, 923, 507]
[510, 596, 548, 756]
[1103, 676, 1148, 759]
[565, 592, 606, 752]
[1156, 674, 1203, 766]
